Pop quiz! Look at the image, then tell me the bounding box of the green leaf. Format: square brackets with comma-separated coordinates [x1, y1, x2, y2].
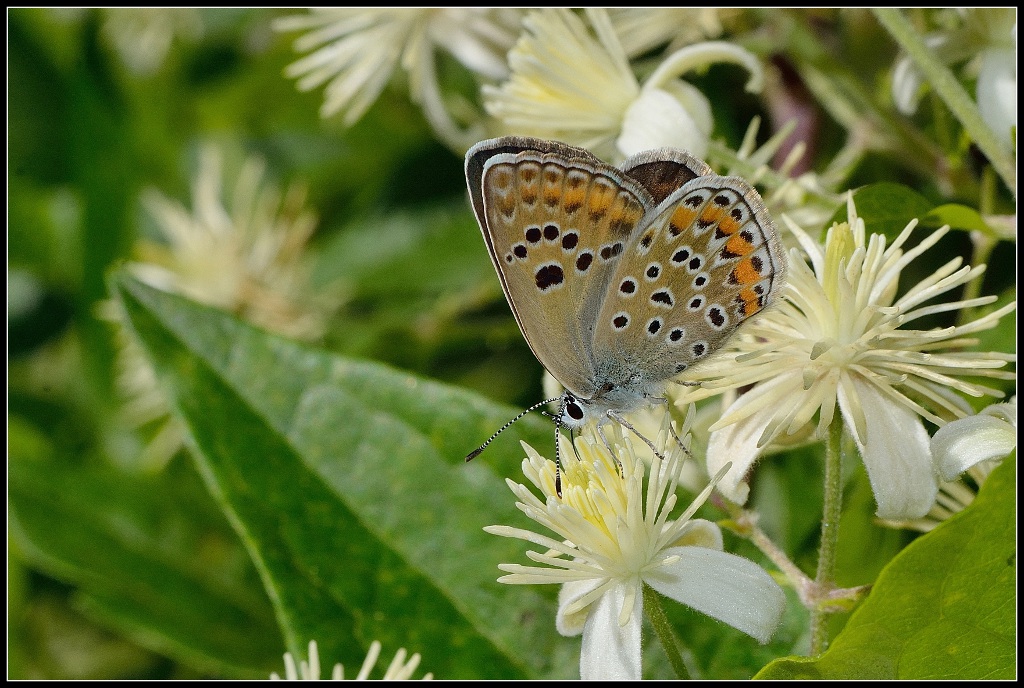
[825, 183, 933, 241]
[921, 203, 997, 235]
[9, 450, 281, 677]
[755, 458, 1016, 679]
[113, 274, 577, 679]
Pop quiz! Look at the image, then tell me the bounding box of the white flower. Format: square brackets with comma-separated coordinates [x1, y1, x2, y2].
[484, 423, 784, 680]
[271, 639, 432, 680]
[680, 195, 1016, 520]
[130, 145, 332, 340]
[274, 8, 522, 149]
[718, 116, 843, 233]
[891, 8, 1017, 150]
[483, 8, 762, 162]
[931, 396, 1016, 481]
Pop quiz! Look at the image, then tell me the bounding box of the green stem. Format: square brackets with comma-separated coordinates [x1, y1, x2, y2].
[643, 583, 690, 679]
[959, 234, 998, 324]
[809, 413, 845, 655]
[957, 166, 1000, 325]
[872, 8, 1016, 197]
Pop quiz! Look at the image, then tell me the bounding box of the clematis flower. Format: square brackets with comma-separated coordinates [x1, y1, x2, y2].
[483, 8, 762, 162]
[271, 639, 432, 680]
[102, 144, 338, 469]
[484, 421, 784, 680]
[679, 195, 1016, 520]
[274, 8, 522, 149]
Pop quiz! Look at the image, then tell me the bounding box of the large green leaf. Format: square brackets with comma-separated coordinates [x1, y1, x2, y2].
[755, 458, 1016, 679]
[113, 274, 577, 679]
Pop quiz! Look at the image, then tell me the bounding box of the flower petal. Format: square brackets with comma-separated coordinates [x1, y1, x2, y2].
[557, 577, 605, 637]
[617, 86, 709, 158]
[668, 518, 724, 550]
[645, 546, 785, 643]
[706, 373, 801, 504]
[579, 582, 642, 680]
[890, 34, 949, 115]
[839, 376, 938, 520]
[932, 413, 1016, 481]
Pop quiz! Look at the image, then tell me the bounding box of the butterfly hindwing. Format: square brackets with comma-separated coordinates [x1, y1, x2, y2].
[591, 174, 785, 384]
[620, 148, 714, 204]
[469, 142, 655, 398]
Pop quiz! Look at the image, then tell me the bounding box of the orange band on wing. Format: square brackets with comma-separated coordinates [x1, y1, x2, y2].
[724, 232, 755, 257]
[739, 287, 763, 316]
[731, 257, 763, 285]
[668, 205, 697, 236]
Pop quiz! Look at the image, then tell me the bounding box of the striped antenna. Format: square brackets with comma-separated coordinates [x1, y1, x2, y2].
[465, 397, 562, 462]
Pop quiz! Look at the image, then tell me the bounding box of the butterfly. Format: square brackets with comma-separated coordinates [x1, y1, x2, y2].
[464, 136, 786, 463]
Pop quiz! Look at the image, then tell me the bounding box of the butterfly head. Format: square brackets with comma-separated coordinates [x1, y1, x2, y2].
[556, 372, 655, 430]
[557, 391, 589, 430]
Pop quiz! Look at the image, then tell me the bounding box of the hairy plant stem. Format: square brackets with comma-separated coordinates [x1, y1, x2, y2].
[643, 583, 690, 679]
[809, 413, 845, 655]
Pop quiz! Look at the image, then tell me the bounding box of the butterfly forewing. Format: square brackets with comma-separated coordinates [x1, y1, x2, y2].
[475, 151, 655, 398]
[591, 175, 785, 385]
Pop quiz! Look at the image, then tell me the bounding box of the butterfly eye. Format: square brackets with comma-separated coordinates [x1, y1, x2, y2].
[565, 398, 584, 421]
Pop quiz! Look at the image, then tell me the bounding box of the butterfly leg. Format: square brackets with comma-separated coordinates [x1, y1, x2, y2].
[649, 397, 695, 462]
[607, 411, 669, 463]
[596, 423, 617, 456]
[595, 422, 627, 479]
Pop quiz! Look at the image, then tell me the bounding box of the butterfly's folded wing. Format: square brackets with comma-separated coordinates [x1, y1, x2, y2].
[591, 175, 786, 385]
[466, 140, 656, 398]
